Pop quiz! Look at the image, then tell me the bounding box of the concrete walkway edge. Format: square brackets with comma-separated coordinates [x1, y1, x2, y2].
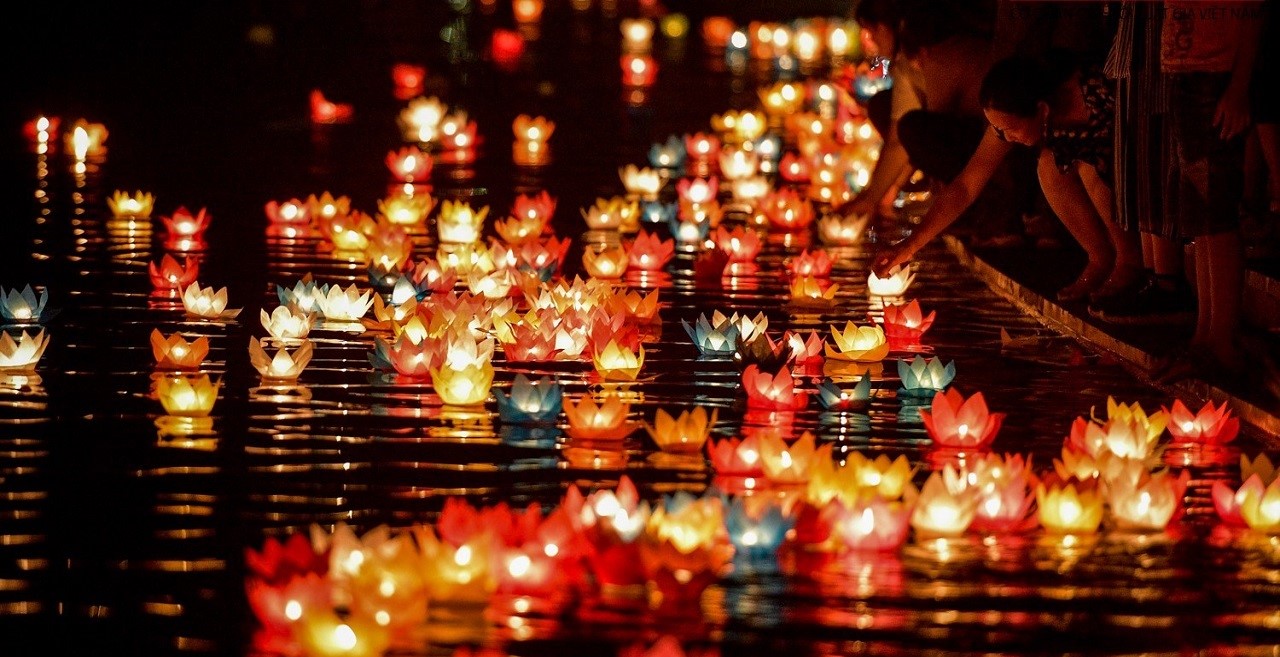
[942, 235, 1280, 446]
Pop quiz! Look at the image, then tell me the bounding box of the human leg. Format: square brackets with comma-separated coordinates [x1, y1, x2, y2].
[1036, 148, 1115, 301]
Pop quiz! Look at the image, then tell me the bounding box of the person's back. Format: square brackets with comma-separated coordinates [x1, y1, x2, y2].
[909, 32, 993, 119]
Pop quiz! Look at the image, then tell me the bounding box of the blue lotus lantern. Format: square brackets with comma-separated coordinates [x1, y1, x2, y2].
[725, 497, 793, 565]
[683, 314, 740, 356]
[816, 373, 872, 411]
[648, 134, 686, 172]
[640, 199, 677, 225]
[493, 374, 563, 423]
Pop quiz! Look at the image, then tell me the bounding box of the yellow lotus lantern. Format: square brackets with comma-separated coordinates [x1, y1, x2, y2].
[314, 284, 374, 322]
[1068, 415, 1157, 461]
[182, 282, 241, 320]
[261, 305, 314, 342]
[718, 147, 759, 181]
[0, 329, 50, 372]
[712, 310, 768, 344]
[398, 96, 447, 143]
[841, 452, 915, 501]
[1239, 476, 1280, 533]
[867, 266, 915, 297]
[1099, 397, 1168, 446]
[436, 200, 487, 244]
[644, 406, 717, 454]
[1106, 469, 1190, 531]
[563, 393, 634, 440]
[790, 275, 839, 307]
[593, 340, 644, 382]
[107, 190, 154, 220]
[431, 363, 494, 406]
[825, 322, 889, 362]
[377, 192, 434, 229]
[619, 164, 665, 200]
[758, 81, 805, 121]
[759, 430, 821, 486]
[581, 197, 638, 231]
[582, 245, 629, 279]
[156, 374, 221, 417]
[1036, 482, 1104, 534]
[911, 470, 978, 537]
[295, 610, 390, 657]
[620, 18, 655, 52]
[817, 212, 870, 246]
[512, 114, 554, 166]
[494, 214, 544, 244]
[150, 329, 209, 370]
[730, 176, 770, 205]
[1053, 446, 1101, 482]
[411, 526, 494, 603]
[249, 338, 314, 380]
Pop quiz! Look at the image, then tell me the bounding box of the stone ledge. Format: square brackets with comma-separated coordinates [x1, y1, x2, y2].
[942, 234, 1280, 445]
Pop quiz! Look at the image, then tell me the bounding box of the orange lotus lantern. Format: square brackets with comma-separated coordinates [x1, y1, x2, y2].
[249, 338, 314, 381]
[759, 430, 821, 486]
[156, 374, 220, 417]
[149, 255, 199, 294]
[309, 89, 354, 125]
[592, 340, 644, 382]
[760, 189, 814, 231]
[867, 266, 916, 297]
[817, 212, 870, 246]
[825, 322, 888, 362]
[182, 282, 241, 320]
[790, 276, 839, 308]
[108, 190, 154, 220]
[639, 495, 732, 605]
[828, 496, 913, 551]
[564, 393, 634, 440]
[264, 198, 315, 238]
[920, 389, 1005, 449]
[513, 114, 554, 166]
[436, 200, 487, 244]
[714, 225, 761, 262]
[377, 192, 434, 229]
[583, 245, 629, 279]
[1164, 399, 1239, 444]
[385, 146, 432, 183]
[307, 191, 351, 225]
[1067, 415, 1157, 461]
[645, 406, 717, 454]
[245, 571, 330, 641]
[150, 330, 209, 370]
[295, 610, 389, 657]
[742, 364, 807, 411]
[411, 526, 495, 604]
[627, 230, 674, 271]
[778, 152, 812, 183]
[787, 249, 833, 278]
[1036, 482, 1103, 534]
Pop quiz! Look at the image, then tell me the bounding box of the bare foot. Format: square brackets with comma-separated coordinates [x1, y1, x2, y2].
[1089, 264, 1146, 302]
[1056, 264, 1111, 302]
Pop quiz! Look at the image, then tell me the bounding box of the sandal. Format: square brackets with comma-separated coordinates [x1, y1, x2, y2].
[1056, 268, 1109, 303]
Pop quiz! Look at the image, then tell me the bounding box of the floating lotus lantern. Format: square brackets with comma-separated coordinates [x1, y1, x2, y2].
[150, 329, 209, 370]
[437, 117, 478, 164]
[324, 211, 375, 252]
[494, 214, 543, 245]
[436, 200, 487, 244]
[182, 282, 241, 320]
[815, 374, 872, 411]
[609, 289, 661, 322]
[346, 535, 429, 635]
[307, 191, 351, 225]
[593, 340, 644, 382]
[760, 189, 814, 231]
[713, 225, 761, 262]
[26, 115, 58, 153]
[582, 197, 639, 232]
[729, 176, 770, 207]
[295, 610, 389, 657]
[967, 453, 1037, 533]
[645, 406, 717, 454]
[493, 374, 562, 423]
[676, 176, 718, 207]
[713, 310, 768, 344]
[563, 393, 634, 441]
[156, 374, 220, 417]
[640, 495, 732, 606]
[817, 212, 870, 246]
[706, 433, 765, 479]
[249, 338, 314, 381]
[263, 197, 315, 239]
[309, 89, 354, 125]
[670, 216, 711, 244]
[431, 363, 494, 406]
[742, 364, 807, 411]
[920, 389, 1005, 449]
[897, 356, 955, 397]
[246, 571, 330, 641]
[878, 299, 936, 351]
[1036, 482, 1103, 534]
[790, 276, 839, 308]
[758, 430, 821, 485]
[162, 205, 211, 240]
[1164, 399, 1239, 444]
[316, 284, 374, 322]
[377, 192, 434, 229]
[725, 497, 792, 562]
[398, 96, 447, 143]
[867, 266, 916, 297]
[1067, 415, 1157, 461]
[911, 470, 978, 537]
[777, 152, 812, 184]
[829, 496, 913, 551]
[1102, 397, 1168, 444]
[682, 314, 739, 356]
[384, 145, 432, 184]
[621, 53, 657, 87]
[718, 147, 759, 181]
[648, 135, 686, 171]
[825, 322, 888, 362]
[1213, 458, 1278, 528]
[782, 330, 825, 366]
[391, 62, 425, 100]
[107, 190, 154, 220]
[0, 286, 49, 324]
[67, 119, 108, 159]
[621, 19, 655, 54]
[261, 306, 314, 342]
[582, 245, 628, 280]
[626, 229, 674, 272]
[0, 330, 49, 372]
[412, 527, 494, 604]
[1106, 469, 1190, 531]
[575, 478, 650, 589]
[619, 164, 665, 201]
[785, 251, 832, 280]
[512, 114, 554, 166]
[759, 81, 805, 122]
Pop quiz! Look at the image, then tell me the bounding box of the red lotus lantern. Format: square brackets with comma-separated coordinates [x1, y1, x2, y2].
[919, 389, 1005, 449]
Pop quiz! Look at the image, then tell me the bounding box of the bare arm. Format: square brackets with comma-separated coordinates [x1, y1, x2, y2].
[1215, 3, 1264, 139]
[873, 127, 1015, 275]
[844, 125, 912, 216]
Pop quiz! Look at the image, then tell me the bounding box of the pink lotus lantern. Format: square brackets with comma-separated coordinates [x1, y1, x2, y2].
[706, 434, 766, 479]
[385, 146, 432, 183]
[778, 152, 812, 183]
[714, 225, 761, 262]
[309, 89, 354, 125]
[920, 389, 1005, 449]
[1213, 456, 1279, 528]
[149, 255, 199, 294]
[627, 230, 674, 271]
[1164, 399, 1239, 444]
[877, 299, 936, 351]
[684, 133, 720, 163]
[162, 206, 211, 242]
[965, 453, 1037, 533]
[827, 496, 913, 551]
[676, 176, 719, 206]
[264, 198, 315, 238]
[1106, 469, 1190, 531]
[575, 477, 651, 589]
[787, 249, 833, 278]
[621, 54, 657, 87]
[742, 364, 807, 411]
[782, 330, 825, 366]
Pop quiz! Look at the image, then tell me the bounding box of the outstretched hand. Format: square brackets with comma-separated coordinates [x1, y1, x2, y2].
[872, 244, 914, 278]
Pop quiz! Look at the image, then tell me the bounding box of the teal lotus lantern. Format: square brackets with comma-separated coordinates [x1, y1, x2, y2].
[896, 356, 956, 397]
[816, 374, 872, 411]
[493, 374, 563, 423]
[725, 497, 793, 564]
[0, 285, 50, 324]
[683, 314, 740, 356]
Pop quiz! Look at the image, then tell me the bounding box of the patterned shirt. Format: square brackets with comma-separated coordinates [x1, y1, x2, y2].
[1044, 68, 1115, 182]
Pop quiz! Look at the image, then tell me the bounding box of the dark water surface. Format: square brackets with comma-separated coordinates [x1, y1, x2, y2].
[3, 2, 1280, 656]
